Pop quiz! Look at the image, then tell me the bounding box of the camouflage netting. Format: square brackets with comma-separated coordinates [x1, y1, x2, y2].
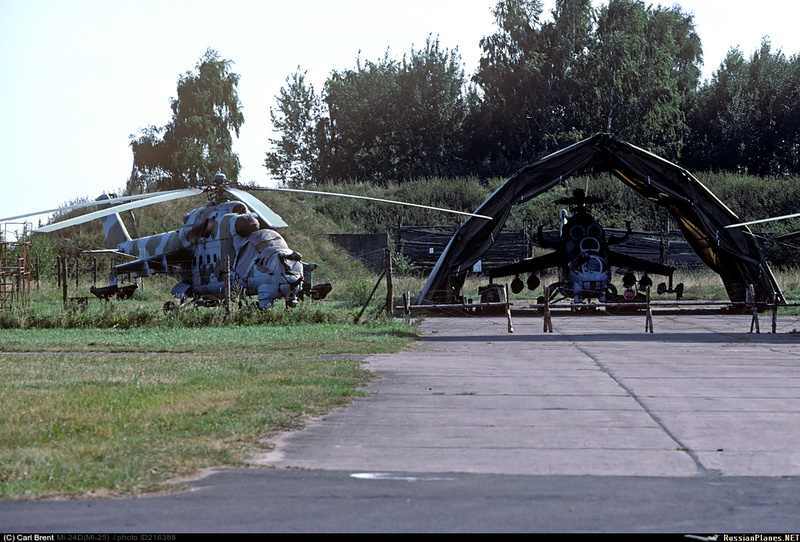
[420, 133, 783, 305]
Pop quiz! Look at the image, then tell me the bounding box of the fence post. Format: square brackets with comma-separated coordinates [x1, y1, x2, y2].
[772, 292, 778, 334]
[543, 285, 553, 333]
[748, 285, 760, 333]
[385, 248, 393, 318]
[61, 257, 67, 309]
[224, 256, 231, 315]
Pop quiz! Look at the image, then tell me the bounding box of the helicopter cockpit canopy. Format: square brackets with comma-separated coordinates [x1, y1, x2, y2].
[235, 229, 301, 281]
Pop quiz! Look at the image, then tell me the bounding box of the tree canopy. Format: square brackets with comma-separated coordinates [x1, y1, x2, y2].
[264, 0, 800, 184]
[266, 37, 470, 186]
[128, 49, 244, 193]
[685, 40, 800, 176]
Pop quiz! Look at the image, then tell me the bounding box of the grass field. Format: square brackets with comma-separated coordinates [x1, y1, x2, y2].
[0, 283, 419, 500]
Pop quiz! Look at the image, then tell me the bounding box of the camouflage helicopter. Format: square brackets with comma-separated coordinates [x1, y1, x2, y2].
[488, 188, 681, 305]
[2, 174, 490, 309]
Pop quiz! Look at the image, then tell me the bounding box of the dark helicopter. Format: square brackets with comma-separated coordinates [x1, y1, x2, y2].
[2, 174, 490, 309]
[488, 189, 682, 305]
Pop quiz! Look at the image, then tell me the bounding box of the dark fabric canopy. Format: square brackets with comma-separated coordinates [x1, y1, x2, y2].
[420, 133, 783, 305]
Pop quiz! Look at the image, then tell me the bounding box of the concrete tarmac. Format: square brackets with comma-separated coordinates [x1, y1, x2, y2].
[3, 311, 800, 532]
[256, 312, 800, 478]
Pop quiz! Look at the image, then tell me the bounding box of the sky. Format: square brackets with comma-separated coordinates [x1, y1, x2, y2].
[1, 0, 799, 234]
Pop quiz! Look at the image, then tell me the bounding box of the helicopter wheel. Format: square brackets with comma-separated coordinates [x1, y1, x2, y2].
[163, 301, 177, 314]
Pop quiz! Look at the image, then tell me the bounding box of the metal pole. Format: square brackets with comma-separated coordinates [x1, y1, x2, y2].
[505, 283, 513, 333]
[356, 270, 385, 322]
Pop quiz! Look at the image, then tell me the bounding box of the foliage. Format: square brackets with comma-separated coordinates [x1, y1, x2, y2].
[128, 49, 244, 192]
[685, 40, 800, 176]
[266, 37, 471, 185]
[267, 0, 708, 181]
[587, 0, 701, 159]
[295, 178, 491, 233]
[264, 69, 326, 187]
[470, 0, 701, 170]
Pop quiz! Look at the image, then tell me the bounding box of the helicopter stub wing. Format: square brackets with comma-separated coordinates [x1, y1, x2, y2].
[488, 250, 563, 279]
[607, 250, 674, 277]
[225, 187, 288, 228]
[33, 189, 203, 233]
[113, 247, 192, 276]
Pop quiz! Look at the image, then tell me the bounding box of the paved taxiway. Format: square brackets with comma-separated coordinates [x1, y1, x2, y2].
[258, 312, 800, 477]
[3, 312, 800, 532]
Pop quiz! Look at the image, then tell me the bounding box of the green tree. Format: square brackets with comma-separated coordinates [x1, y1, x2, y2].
[321, 37, 469, 183]
[128, 49, 244, 192]
[686, 40, 800, 175]
[322, 51, 402, 183]
[586, 0, 701, 158]
[264, 68, 326, 187]
[470, 0, 701, 172]
[470, 0, 549, 172]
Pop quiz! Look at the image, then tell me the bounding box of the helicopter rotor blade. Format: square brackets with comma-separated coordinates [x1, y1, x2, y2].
[250, 186, 494, 220]
[224, 187, 288, 228]
[725, 211, 800, 229]
[0, 189, 202, 224]
[34, 188, 203, 233]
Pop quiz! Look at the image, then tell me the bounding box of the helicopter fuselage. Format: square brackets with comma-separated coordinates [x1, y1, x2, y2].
[488, 201, 677, 305]
[93, 199, 327, 308]
[558, 210, 614, 302]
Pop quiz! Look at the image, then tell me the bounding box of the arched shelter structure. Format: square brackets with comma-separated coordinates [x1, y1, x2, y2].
[419, 133, 783, 305]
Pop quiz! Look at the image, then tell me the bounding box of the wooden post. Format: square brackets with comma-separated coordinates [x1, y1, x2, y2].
[56, 256, 61, 288]
[224, 256, 231, 315]
[748, 285, 760, 333]
[61, 257, 67, 309]
[385, 248, 394, 318]
[403, 291, 411, 323]
[772, 292, 778, 334]
[645, 285, 654, 333]
[356, 270, 385, 322]
[543, 285, 553, 333]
